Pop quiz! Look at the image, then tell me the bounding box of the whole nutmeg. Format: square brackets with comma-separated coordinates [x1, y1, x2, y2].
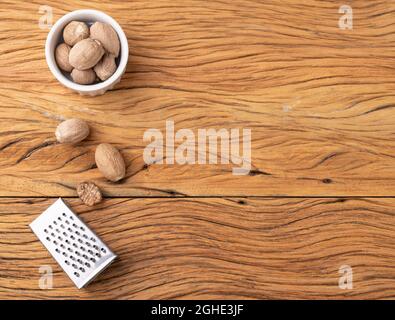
[55, 43, 73, 72]
[63, 21, 89, 46]
[94, 53, 117, 81]
[90, 22, 120, 58]
[71, 68, 96, 85]
[95, 143, 126, 182]
[69, 38, 105, 70]
[55, 118, 90, 144]
[77, 181, 102, 206]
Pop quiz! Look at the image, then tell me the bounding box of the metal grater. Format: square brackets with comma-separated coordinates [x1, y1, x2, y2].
[30, 198, 117, 289]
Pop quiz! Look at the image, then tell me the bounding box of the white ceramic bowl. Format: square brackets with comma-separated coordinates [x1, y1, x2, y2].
[45, 9, 128, 96]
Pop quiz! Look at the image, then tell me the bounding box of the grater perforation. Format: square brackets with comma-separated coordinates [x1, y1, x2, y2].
[30, 198, 117, 289]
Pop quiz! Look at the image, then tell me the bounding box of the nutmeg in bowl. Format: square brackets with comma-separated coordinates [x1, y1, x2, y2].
[45, 9, 128, 96]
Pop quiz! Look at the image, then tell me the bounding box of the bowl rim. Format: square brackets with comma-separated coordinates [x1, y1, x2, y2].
[45, 9, 129, 93]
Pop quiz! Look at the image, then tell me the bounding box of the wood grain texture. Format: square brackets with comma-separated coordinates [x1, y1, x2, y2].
[1, 0, 395, 301]
[1, 197, 395, 299]
[1, 1, 395, 196]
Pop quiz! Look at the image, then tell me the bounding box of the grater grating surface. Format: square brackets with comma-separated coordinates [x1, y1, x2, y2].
[30, 198, 117, 289]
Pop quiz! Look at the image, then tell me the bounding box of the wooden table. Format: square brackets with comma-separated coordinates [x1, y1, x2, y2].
[1, 0, 395, 299]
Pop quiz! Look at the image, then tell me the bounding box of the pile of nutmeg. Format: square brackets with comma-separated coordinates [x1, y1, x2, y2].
[55, 21, 120, 85]
[55, 118, 126, 206]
